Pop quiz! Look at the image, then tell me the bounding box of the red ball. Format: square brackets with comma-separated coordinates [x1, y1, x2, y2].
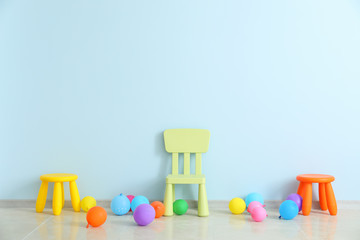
[86, 206, 107, 228]
[127, 195, 135, 212]
[150, 201, 165, 218]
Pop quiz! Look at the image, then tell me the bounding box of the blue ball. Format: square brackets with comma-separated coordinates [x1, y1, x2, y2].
[279, 200, 299, 220]
[245, 192, 264, 207]
[130, 195, 149, 212]
[111, 193, 130, 215]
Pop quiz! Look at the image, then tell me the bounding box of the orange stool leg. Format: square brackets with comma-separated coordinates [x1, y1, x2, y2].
[319, 183, 327, 211]
[297, 182, 305, 198]
[302, 182, 312, 216]
[325, 183, 337, 215]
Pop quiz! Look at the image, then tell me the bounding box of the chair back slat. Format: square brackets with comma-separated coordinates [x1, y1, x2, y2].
[184, 153, 190, 175]
[195, 153, 202, 175]
[172, 153, 178, 175]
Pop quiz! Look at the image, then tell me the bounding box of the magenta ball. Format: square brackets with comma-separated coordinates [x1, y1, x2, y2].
[127, 195, 135, 211]
[133, 204, 155, 226]
[247, 201, 265, 213]
[251, 207, 267, 222]
[286, 193, 302, 212]
[127, 195, 135, 203]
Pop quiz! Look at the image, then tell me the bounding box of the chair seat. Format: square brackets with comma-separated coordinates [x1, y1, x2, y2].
[296, 174, 335, 183]
[166, 174, 205, 184]
[40, 173, 78, 182]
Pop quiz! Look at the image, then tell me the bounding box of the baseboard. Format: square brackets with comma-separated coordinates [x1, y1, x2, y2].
[1, 200, 359, 209]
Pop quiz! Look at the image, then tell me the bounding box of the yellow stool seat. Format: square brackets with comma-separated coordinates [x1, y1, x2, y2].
[36, 173, 81, 215]
[40, 173, 78, 182]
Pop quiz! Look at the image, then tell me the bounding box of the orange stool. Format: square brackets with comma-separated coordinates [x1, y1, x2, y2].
[296, 174, 337, 216]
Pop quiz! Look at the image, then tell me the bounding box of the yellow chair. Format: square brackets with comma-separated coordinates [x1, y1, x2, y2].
[163, 129, 210, 217]
[36, 173, 81, 215]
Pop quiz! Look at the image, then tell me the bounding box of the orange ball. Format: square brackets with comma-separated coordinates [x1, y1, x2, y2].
[151, 201, 165, 218]
[86, 206, 107, 228]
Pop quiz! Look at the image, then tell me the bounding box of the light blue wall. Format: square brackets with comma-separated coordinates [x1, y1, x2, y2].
[1, 0, 360, 201]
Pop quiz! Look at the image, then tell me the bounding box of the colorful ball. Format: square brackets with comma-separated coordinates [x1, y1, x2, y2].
[130, 195, 150, 212]
[133, 204, 155, 226]
[173, 199, 188, 215]
[151, 201, 165, 218]
[127, 195, 135, 203]
[86, 206, 107, 228]
[245, 192, 264, 207]
[81, 196, 97, 212]
[286, 193, 303, 212]
[229, 198, 246, 214]
[111, 193, 130, 215]
[279, 200, 299, 220]
[251, 207, 267, 222]
[127, 195, 135, 212]
[247, 201, 265, 213]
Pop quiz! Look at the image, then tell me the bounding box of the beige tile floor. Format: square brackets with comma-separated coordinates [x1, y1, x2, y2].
[0, 205, 359, 240]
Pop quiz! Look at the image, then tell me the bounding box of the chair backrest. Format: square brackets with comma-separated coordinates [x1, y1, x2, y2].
[164, 129, 210, 176]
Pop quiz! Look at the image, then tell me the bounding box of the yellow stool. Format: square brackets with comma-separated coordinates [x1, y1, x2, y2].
[36, 173, 81, 215]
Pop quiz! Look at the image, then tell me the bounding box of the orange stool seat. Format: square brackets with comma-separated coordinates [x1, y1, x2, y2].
[296, 174, 337, 216]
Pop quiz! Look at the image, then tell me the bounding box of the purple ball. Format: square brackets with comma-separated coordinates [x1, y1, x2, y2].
[286, 193, 303, 212]
[133, 204, 155, 226]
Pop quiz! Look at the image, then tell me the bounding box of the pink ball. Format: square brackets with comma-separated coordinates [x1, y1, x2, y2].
[247, 201, 265, 213]
[251, 207, 267, 222]
[127, 195, 135, 211]
[127, 195, 135, 203]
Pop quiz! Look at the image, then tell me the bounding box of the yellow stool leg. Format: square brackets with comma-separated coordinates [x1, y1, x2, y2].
[69, 181, 80, 212]
[53, 182, 62, 215]
[164, 183, 173, 216]
[198, 183, 209, 217]
[61, 182, 65, 208]
[36, 181, 49, 213]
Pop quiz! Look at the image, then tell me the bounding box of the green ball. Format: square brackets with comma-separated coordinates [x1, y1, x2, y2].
[173, 199, 188, 215]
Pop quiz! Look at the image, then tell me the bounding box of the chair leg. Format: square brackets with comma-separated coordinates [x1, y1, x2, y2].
[36, 181, 49, 213]
[302, 183, 312, 216]
[297, 182, 305, 198]
[198, 184, 209, 217]
[325, 183, 337, 215]
[61, 182, 65, 208]
[172, 184, 175, 202]
[164, 183, 173, 216]
[69, 181, 81, 212]
[53, 182, 62, 215]
[319, 183, 327, 211]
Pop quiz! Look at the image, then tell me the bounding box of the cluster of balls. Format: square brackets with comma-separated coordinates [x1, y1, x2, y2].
[279, 193, 303, 220]
[229, 192, 267, 222]
[83, 194, 166, 228]
[110, 194, 166, 226]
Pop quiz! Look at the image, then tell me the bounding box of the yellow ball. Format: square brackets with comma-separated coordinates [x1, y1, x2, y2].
[81, 196, 97, 212]
[229, 197, 246, 214]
